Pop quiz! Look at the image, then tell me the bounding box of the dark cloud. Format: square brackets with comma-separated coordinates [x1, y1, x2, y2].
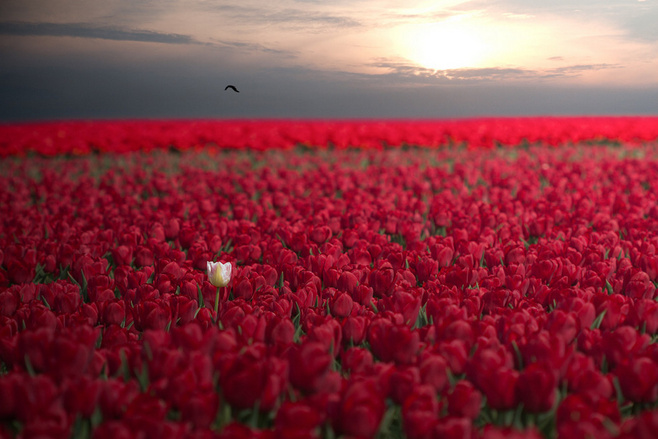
[0, 21, 199, 45]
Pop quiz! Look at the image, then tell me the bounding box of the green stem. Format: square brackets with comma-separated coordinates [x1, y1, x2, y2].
[214, 287, 220, 320]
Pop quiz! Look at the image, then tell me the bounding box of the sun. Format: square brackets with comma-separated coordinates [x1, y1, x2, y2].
[400, 19, 488, 71]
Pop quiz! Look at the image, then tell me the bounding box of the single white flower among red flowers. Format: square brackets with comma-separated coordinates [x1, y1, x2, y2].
[207, 260, 232, 288]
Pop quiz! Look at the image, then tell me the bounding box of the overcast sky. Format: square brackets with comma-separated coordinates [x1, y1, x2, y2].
[1, 0, 657, 121]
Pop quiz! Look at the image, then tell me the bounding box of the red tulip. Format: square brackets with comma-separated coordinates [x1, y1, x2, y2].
[368, 262, 396, 297]
[389, 366, 421, 404]
[516, 361, 558, 413]
[334, 378, 385, 438]
[289, 341, 333, 393]
[432, 416, 472, 439]
[275, 401, 324, 438]
[367, 317, 420, 364]
[481, 426, 543, 439]
[447, 381, 482, 419]
[342, 315, 368, 345]
[341, 347, 374, 375]
[615, 357, 658, 403]
[478, 367, 519, 411]
[329, 291, 353, 318]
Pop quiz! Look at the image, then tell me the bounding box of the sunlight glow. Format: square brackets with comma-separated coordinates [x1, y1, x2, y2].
[400, 19, 488, 71]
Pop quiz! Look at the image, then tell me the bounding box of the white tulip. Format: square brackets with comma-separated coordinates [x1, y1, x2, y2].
[207, 260, 232, 288]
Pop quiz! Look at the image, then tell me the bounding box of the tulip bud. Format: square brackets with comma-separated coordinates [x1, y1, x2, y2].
[207, 261, 232, 288]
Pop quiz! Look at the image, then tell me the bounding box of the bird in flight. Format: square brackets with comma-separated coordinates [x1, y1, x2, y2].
[225, 85, 239, 93]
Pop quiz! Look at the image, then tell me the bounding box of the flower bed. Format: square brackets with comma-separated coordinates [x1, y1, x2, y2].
[2, 117, 658, 156]
[2, 120, 658, 438]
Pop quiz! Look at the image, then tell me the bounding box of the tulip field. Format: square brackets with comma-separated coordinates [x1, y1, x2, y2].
[3, 117, 658, 439]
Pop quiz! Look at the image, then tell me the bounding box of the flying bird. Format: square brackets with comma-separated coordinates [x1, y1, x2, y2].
[224, 85, 239, 93]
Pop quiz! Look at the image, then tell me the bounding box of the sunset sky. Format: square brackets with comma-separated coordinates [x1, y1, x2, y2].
[1, 0, 657, 120]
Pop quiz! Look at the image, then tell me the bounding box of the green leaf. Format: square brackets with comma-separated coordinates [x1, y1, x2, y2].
[292, 303, 301, 328]
[591, 310, 607, 330]
[24, 355, 36, 377]
[59, 264, 71, 280]
[292, 303, 304, 343]
[413, 303, 429, 329]
[377, 403, 402, 439]
[446, 368, 457, 387]
[134, 363, 149, 392]
[68, 270, 89, 303]
[71, 415, 90, 439]
[96, 329, 103, 349]
[511, 340, 524, 370]
[197, 284, 205, 309]
[321, 422, 336, 439]
[248, 402, 260, 428]
[512, 404, 524, 429]
[612, 375, 625, 405]
[118, 350, 130, 381]
[370, 301, 379, 314]
[90, 407, 103, 428]
[275, 234, 288, 248]
[502, 409, 515, 426]
[214, 400, 232, 431]
[80, 269, 88, 300]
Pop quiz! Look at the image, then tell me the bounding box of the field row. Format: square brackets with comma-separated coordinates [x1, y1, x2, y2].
[2, 117, 658, 156]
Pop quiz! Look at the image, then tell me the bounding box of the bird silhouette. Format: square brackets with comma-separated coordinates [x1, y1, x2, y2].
[224, 85, 239, 93]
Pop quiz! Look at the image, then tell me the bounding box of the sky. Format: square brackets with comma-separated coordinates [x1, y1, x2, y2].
[1, 0, 657, 121]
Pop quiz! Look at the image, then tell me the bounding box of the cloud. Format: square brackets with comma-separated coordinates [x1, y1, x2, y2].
[268, 8, 362, 28]
[364, 59, 534, 84]
[380, 9, 469, 26]
[369, 58, 621, 83]
[209, 4, 361, 30]
[501, 12, 534, 19]
[463, 0, 658, 45]
[443, 67, 535, 81]
[0, 21, 200, 45]
[544, 63, 621, 77]
[213, 39, 297, 56]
